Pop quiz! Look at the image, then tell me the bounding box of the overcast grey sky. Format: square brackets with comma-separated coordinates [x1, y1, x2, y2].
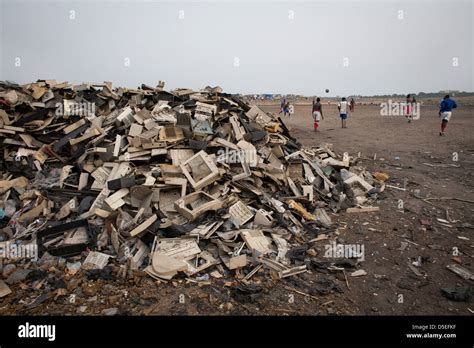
[0, 0, 473, 96]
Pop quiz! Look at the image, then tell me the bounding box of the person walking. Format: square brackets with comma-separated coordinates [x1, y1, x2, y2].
[279, 98, 286, 114]
[283, 101, 290, 117]
[312, 97, 324, 131]
[338, 97, 349, 128]
[350, 98, 355, 112]
[411, 95, 418, 120]
[438, 94, 457, 136]
[405, 94, 413, 123]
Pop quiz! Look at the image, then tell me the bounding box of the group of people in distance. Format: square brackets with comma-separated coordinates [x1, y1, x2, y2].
[404, 93, 457, 135]
[311, 97, 355, 130]
[278, 99, 291, 117]
[290, 94, 456, 136]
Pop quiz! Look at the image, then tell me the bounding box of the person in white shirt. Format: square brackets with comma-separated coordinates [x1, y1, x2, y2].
[338, 97, 349, 128]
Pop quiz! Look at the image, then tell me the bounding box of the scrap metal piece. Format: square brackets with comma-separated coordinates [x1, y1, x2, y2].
[229, 200, 254, 227]
[174, 191, 223, 221]
[180, 150, 220, 190]
[37, 219, 93, 257]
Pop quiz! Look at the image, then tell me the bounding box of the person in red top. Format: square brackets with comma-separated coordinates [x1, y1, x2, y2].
[312, 97, 324, 131]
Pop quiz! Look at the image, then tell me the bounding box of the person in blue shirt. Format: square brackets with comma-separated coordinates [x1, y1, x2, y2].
[438, 94, 457, 136]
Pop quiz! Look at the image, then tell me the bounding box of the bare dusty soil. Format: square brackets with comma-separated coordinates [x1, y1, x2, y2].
[255, 103, 474, 315]
[1, 104, 473, 316]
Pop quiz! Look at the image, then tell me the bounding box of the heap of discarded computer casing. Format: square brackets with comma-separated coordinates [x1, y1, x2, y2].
[0, 80, 381, 284]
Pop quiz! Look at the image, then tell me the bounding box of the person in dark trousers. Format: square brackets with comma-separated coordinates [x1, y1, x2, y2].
[283, 101, 290, 117]
[405, 94, 413, 123]
[438, 94, 457, 136]
[312, 97, 324, 131]
[279, 98, 286, 114]
[350, 98, 355, 112]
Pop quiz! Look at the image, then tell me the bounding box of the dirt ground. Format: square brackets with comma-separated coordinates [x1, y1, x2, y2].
[255, 103, 474, 315]
[1, 104, 473, 316]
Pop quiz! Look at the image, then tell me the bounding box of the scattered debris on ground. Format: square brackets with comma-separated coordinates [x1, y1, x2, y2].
[5, 80, 462, 314]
